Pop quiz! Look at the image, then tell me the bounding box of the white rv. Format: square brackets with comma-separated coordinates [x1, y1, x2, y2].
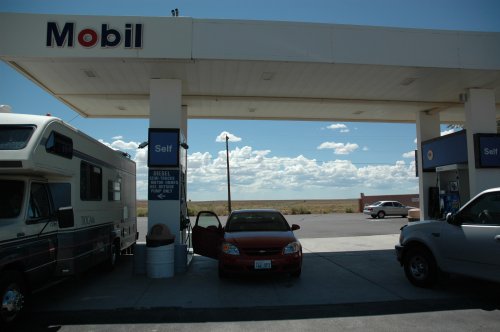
[0, 113, 137, 324]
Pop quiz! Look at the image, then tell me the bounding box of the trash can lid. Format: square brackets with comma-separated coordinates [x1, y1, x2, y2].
[146, 223, 175, 247]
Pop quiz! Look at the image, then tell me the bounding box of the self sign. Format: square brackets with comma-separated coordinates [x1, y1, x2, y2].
[148, 129, 179, 167]
[475, 134, 500, 168]
[155, 145, 173, 153]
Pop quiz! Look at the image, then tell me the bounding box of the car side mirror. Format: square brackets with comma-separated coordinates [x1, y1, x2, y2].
[446, 212, 461, 226]
[57, 206, 74, 229]
[291, 224, 300, 231]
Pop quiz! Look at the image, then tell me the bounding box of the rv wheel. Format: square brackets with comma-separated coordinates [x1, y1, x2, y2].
[0, 271, 27, 325]
[105, 242, 120, 271]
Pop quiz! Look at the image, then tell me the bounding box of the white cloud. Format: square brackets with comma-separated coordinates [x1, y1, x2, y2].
[125, 139, 417, 200]
[402, 151, 415, 158]
[216, 131, 242, 142]
[0, 105, 12, 113]
[112, 135, 123, 140]
[362, 146, 369, 151]
[317, 142, 359, 155]
[181, 145, 417, 201]
[441, 128, 462, 136]
[99, 139, 139, 151]
[327, 123, 350, 133]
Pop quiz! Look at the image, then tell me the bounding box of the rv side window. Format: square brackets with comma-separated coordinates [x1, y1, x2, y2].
[0, 125, 36, 150]
[28, 183, 52, 221]
[0, 180, 25, 218]
[46, 131, 73, 159]
[80, 161, 102, 201]
[108, 180, 121, 201]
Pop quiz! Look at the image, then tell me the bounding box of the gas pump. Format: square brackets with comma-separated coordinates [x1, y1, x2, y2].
[436, 164, 469, 219]
[179, 139, 193, 267]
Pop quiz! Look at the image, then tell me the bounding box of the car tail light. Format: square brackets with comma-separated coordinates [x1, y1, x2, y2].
[221, 242, 240, 256]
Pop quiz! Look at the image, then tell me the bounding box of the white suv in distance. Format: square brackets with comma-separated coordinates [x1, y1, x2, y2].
[363, 201, 415, 219]
[396, 187, 500, 288]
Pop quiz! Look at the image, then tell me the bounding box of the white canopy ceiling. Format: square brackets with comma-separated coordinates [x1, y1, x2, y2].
[1, 13, 500, 123]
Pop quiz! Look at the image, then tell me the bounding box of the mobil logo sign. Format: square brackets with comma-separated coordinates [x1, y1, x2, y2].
[46, 22, 143, 49]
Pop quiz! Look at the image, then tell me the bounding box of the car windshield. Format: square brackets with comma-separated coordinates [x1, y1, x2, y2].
[0, 180, 25, 218]
[225, 211, 290, 232]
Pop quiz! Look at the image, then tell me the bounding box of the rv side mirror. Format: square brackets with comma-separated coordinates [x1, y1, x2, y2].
[57, 206, 74, 228]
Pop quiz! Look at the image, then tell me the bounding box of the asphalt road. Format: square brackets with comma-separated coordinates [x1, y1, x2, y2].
[138, 213, 408, 241]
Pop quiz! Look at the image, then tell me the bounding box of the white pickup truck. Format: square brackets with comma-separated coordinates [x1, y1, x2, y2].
[396, 187, 500, 287]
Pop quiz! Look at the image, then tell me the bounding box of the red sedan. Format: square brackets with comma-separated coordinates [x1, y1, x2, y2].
[192, 209, 302, 278]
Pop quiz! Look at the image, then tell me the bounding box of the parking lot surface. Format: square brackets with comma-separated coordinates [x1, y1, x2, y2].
[20, 214, 500, 330]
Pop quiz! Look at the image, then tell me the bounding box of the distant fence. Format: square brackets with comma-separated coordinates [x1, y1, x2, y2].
[359, 193, 419, 212]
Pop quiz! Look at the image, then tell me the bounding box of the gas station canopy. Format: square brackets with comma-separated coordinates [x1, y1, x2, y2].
[1, 13, 500, 123]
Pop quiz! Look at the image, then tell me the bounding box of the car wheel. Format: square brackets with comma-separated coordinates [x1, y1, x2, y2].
[0, 271, 27, 325]
[377, 211, 386, 219]
[403, 246, 437, 288]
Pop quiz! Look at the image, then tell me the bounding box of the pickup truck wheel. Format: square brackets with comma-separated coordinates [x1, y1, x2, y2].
[404, 247, 437, 288]
[0, 271, 27, 325]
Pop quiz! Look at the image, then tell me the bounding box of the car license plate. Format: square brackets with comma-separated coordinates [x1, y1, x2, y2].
[254, 260, 272, 270]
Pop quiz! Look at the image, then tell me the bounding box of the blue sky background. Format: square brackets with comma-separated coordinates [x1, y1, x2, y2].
[1, 0, 499, 200]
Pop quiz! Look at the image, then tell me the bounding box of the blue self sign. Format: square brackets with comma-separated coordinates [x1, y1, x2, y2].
[148, 128, 179, 167]
[475, 134, 500, 168]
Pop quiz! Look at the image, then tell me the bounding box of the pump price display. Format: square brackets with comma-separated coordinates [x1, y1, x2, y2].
[148, 170, 179, 200]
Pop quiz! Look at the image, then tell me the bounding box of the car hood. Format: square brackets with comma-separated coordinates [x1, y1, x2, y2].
[404, 219, 447, 232]
[224, 231, 298, 248]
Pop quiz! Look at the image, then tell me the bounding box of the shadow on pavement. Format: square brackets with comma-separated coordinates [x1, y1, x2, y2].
[9, 250, 500, 331]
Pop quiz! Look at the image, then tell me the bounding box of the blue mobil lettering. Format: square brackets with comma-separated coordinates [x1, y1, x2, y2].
[46, 22, 143, 48]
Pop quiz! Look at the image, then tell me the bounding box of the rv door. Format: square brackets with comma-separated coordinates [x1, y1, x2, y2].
[57, 207, 74, 228]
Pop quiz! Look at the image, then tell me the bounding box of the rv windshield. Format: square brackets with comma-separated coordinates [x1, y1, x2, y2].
[0, 125, 36, 150]
[0, 180, 25, 218]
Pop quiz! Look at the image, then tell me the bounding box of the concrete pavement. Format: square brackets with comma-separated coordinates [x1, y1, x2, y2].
[30, 233, 498, 314]
[17, 226, 500, 331]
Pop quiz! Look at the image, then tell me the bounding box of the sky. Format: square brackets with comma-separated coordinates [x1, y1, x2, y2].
[1, 0, 499, 201]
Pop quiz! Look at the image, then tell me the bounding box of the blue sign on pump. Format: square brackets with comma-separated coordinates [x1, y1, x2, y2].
[148, 129, 179, 167]
[475, 134, 500, 168]
[421, 130, 468, 171]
